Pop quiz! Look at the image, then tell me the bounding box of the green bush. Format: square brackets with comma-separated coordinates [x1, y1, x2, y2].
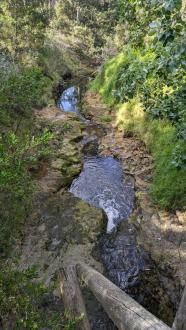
[92, 47, 186, 210]
[91, 0, 186, 211]
[0, 66, 51, 126]
[0, 130, 53, 256]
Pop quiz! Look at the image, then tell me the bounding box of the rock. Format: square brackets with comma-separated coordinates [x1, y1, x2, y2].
[81, 136, 99, 155]
[48, 238, 63, 251]
[176, 211, 186, 225]
[51, 159, 65, 170]
[37, 169, 63, 193]
[19, 193, 105, 284]
[135, 176, 150, 190]
[38, 224, 46, 232]
[43, 193, 105, 245]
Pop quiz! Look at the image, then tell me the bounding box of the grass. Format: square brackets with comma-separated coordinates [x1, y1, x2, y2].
[91, 56, 186, 211]
[91, 52, 129, 104]
[116, 98, 186, 210]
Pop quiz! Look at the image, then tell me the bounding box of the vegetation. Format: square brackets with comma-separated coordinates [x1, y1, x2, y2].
[92, 0, 186, 210]
[0, 0, 50, 63]
[0, 1, 56, 327]
[0, 0, 185, 327]
[0, 66, 51, 127]
[52, 0, 117, 57]
[0, 129, 53, 255]
[0, 266, 82, 329]
[0, 1, 118, 327]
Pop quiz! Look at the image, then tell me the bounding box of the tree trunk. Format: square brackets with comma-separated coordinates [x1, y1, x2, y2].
[60, 265, 91, 330]
[76, 262, 171, 330]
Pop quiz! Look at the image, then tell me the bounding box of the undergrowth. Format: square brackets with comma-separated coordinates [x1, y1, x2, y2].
[0, 266, 82, 329]
[91, 11, 186, 211]
[115, 98, 186, 209]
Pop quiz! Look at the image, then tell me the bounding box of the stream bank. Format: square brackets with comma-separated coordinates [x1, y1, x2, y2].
[83, 91, 186, 316]
[15, 80, 185, 329]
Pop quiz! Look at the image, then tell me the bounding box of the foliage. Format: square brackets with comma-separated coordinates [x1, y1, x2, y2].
[0, 0, 50, 62]
[116, 98, 186, 209]
[117, 0, 184, 47]
[0, 129, 53, 256]
[0, 266, 85, 329]
[63, 310, 84, 330]
[53, 0, 118, 56]
[0, 66, 51, 127]
[0, 266, 63, 329]
[92, 0, 186, 210]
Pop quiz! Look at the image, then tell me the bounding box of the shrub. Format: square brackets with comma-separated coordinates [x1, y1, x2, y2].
[91, 3, 186, 210]
[0, 130, 53, 256]
[93, 52, 186, 210]
[0, 66, 51, 126]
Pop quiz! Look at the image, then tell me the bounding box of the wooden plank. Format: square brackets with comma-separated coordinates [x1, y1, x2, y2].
[172, 286, 186, 330]
[76, 262, 172, 330]
[60, 264, 91, 330]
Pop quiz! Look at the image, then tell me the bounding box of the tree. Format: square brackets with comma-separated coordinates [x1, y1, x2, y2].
[0, 0, 50, 62]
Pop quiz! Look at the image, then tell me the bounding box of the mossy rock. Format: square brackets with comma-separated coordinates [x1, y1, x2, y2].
[42, 192, 105, 246]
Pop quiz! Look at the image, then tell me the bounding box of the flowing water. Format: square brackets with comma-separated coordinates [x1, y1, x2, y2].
[58, 84, 174, 327]
[70, 156, 134, 233]
[58, 85, 88, 123]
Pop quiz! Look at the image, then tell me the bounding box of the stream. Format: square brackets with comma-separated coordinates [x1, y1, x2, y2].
[58, 83, 174, 328]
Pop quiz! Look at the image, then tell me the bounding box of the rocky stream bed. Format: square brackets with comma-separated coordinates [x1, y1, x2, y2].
[16, 81, 186, 329]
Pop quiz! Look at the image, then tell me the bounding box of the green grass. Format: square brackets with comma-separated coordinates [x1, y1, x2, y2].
[91, 52, 130, 104]
[91, 57, 186, 211]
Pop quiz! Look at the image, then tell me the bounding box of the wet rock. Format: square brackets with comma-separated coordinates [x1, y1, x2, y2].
[83, 287, 117, 330]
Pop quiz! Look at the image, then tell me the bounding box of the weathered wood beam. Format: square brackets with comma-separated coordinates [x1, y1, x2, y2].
[172, 286, 186, 330]
[60, 264, 91, 330]
[76, 262, 172, 330]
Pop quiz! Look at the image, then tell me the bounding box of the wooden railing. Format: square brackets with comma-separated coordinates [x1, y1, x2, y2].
[60, 263, 186, 330]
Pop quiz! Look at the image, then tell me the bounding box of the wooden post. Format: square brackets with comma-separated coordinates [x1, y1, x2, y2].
[172, 286, 186, 330]
[76, 263, 171, 330]
[60, 265, 91, 330]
